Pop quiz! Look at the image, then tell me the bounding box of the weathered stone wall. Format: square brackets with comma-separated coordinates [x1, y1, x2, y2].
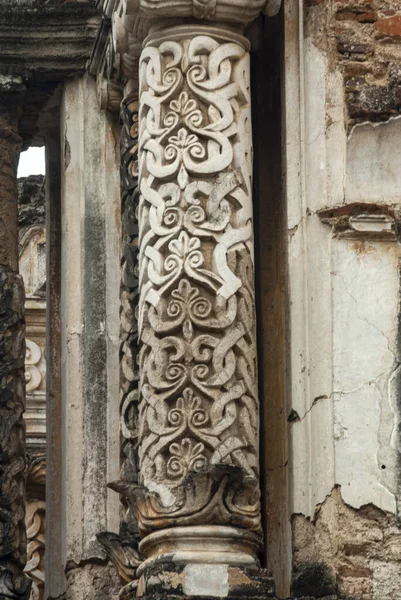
[285, 0, 401, 598]
[305, 0, 401, 125]
[18, 176, 45, 229]
[292, 487, 401, 599]
[333, 0, 401, 124]
[51, 74, 121, 600]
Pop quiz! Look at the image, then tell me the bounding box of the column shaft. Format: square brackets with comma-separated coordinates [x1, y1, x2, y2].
[124, 23, 262, 573]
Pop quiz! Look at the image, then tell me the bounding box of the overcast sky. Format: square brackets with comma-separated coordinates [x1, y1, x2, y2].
[18, 147, 46, 177]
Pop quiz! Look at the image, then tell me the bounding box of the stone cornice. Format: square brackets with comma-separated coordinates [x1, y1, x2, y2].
[0, 1, 100, 144]
[0, 4, 99, 81]
[90, 0, 282, 110]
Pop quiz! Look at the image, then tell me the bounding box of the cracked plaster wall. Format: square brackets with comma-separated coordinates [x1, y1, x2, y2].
[284, 0, 401, 596]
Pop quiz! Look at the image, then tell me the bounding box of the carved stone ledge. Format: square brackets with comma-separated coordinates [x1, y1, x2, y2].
[0, 5, 99, 144]
[137, 525, 262, 576]
[318, 203, 399, 241]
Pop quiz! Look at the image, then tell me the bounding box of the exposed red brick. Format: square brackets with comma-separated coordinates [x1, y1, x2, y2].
[337, 41, 374, 55]
[345, 75, 366, 90]
[337, 9, 358, 19]
[338, 565, 373, 578]
[336, 0, 372, 5]
[344, 62, 373, 75]
[306, 0, 326, 7]
[357, 10, 377, 21]
[343, 543, 371, 556]
[374, 15, 401, 37]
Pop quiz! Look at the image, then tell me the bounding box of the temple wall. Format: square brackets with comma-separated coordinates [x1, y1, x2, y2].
[0, 1, 400, 599]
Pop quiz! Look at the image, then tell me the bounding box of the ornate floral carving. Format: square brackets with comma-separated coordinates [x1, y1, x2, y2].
[26, 455, 45, 503]
[120, 95, 142, 550]
[111, 466, 261, 537]
[97, 532, 141, 586]
[126, 28, 260, 535]
[25, 341, 42, 394]
[24, 502, 45, 600]
[0, 267, 31, 599]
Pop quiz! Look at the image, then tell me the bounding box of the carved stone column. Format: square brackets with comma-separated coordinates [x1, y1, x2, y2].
[0, 78, 31, 599]
[136, 20, 260, 544]
[111, 4, 278, 594]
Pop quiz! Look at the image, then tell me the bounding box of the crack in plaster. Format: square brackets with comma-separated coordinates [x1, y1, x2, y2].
[337, 270, 399, 363]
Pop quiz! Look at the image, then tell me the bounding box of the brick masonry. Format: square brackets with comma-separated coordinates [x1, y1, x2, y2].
[306, 0, 401, 126]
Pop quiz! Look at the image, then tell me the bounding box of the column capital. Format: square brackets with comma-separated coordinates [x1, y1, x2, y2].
[120, 0, 281, 26]
[91, 0, 281, 105]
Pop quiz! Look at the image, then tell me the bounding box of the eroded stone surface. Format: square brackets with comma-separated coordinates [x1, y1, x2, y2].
[65, 562, 120, 600]
[0, 267, 31, 599]
[18, 176, 45, 229]
[292, 487, 401, 600]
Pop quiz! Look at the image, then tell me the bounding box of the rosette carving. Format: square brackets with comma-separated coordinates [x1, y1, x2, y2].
[125, 29, 261, 536]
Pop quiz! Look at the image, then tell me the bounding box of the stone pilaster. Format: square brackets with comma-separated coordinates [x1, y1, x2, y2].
[0, 78, 31, 599]
[110, 6, 275, 595]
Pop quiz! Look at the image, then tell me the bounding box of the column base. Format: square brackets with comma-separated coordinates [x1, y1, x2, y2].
[137, 526, 262, 576]
[121, 564, 276, 599]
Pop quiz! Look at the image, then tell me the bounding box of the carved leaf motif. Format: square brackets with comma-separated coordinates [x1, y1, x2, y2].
[134, 33, 260, 533]
[97, 532, 141, 585]
[24, 501, 45, 600]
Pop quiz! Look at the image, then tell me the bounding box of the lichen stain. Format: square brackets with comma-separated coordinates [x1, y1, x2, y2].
[351, 241, 375, 256]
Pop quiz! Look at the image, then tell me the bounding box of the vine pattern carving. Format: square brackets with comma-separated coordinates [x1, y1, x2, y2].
[120, 95, 142, 548]
[128, 31, 261, 535]
[25, 341, 42, 394]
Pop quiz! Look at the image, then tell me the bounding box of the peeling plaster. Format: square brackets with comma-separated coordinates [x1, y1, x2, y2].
[346, 117, 401, 205]
[292, 486, 401, 600]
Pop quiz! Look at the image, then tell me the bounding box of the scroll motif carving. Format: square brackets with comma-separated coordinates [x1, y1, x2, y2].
[24, 502, 45, 600]
[120, 95, 142, 547]
[25, 341, 43, 394]
[97, 532, 141, 586]
[131, 29, 260, 535]
[0, 267, 31, 599]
